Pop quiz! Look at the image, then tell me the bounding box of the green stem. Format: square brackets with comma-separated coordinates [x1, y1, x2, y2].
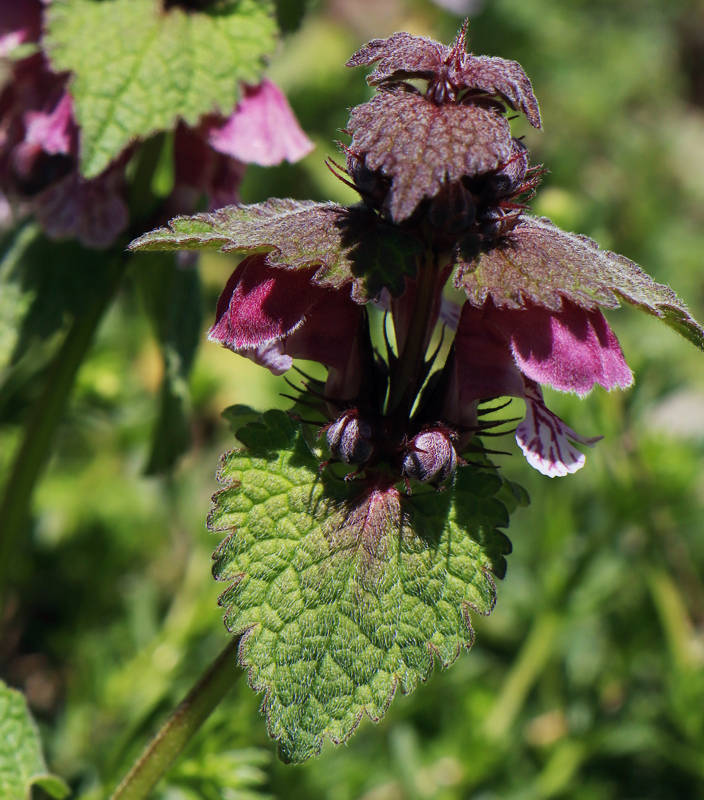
[386, 251, 439, 417]
[111, 637, 242, 800]
[0, 259, 125, 614]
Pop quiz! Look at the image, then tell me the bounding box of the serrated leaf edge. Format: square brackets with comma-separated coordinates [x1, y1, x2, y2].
[207, 442, 499, 759]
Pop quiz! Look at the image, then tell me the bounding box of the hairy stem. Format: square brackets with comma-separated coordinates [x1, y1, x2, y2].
[0, 258, 125, 614]
[111, 637, 242, 800]
[386, 251, 440, 418]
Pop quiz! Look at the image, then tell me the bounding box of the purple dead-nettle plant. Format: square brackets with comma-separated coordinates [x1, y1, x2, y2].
[141, 19, 703, 479]
[130, 22, 704, 762]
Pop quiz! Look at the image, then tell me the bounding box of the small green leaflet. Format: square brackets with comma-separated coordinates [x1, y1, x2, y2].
[46, 0, 277, 177]
[455, 215, 704, 351]
[209, 410, 513, 763]
[0, 681, 69, 800]
[129, 199, 422, 299]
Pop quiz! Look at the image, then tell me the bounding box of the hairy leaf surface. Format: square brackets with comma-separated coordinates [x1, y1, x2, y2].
[129, 200, 421, 299]
[460, 56, 541, 129]
[209, 410, 512, 763]
[46, 0, 277, 177]
[347, 91, 512, 222]
[347, 31, 445, 80]
[455, 215, 704, 350]
[0, 681, 69, 799]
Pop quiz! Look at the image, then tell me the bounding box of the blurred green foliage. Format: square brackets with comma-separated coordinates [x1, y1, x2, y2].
[2, 0, 704, 797]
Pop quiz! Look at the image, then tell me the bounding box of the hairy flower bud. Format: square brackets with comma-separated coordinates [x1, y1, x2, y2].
[346, 152, 390, 213]
[326, 411, 374, 465]
[402, 429, 458, 484]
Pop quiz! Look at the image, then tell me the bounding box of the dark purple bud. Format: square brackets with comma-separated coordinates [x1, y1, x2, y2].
[402, 429, 458, 484]
[326, 411, 374, 465]
[346, 152, 390, 212]
[428, 180, 476, 238]
[480, 138, 529, 204]
[477, 208, 522, 241]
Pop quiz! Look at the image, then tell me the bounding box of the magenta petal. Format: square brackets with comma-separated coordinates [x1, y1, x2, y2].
[207, 80, 314, 167]
[498, 302, 633, 396]
[208, 256, 328, 350]
[516, 385, 601, 477]
[453, 303, 525, 399]
[23, 92, 74, 155]
[285, 289, 362, 371]
[173, 123, 245, 209]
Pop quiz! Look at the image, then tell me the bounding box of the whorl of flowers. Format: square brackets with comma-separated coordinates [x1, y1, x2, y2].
[132, 21, 704, 482]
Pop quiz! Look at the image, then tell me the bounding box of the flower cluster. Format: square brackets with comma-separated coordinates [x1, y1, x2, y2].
[0, 0, 312, 247]
[134, 21, 704, 483]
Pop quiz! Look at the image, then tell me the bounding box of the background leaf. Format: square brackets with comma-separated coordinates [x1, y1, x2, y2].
[135, 253, 203, 474]
[209, 410, 512, 762]
[46, 0, 278, 177]
[0, 227, 117, 426]
[0, 681, 69, 800]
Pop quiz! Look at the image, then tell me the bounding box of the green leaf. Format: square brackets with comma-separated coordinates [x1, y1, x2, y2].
[0, 681, 69, 800]
[46, 0, 278, 178]
[0, 227, 115, 424]
[129, 200, 422, 299]
[135, 253, 202, 474]
[455, 215, 704, 350]
[0, 225, 39, 369]
[209, 410, 512, 763]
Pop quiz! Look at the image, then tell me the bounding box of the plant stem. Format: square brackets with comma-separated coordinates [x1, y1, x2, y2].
[111, 637, 242, 800]
[386, 251, 439, 417]
[0, 258, 125, 614]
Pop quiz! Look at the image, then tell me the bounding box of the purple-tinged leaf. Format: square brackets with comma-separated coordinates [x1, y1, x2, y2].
[347, 91, 512, 222]
[347, 25, 541, 128]
[346, 31, 445, 80]
[129, 199, 421, 300]
[457, 56, 541, 129]
[455, 215, 704, 350]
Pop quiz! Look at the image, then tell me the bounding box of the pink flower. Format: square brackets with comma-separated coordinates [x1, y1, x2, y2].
[207, 80, 314, 168]
[172, 122, 247, 211]
[0, 0, 41, 58]
[208, 254, 363, 401]
[173, 80, 313, 210]
[0, 48, 130, 247]
[445, 300, 633, 476]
